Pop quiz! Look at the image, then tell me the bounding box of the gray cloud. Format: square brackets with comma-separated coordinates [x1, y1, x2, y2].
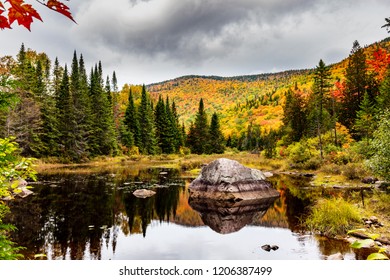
[75, 0, 323, 63]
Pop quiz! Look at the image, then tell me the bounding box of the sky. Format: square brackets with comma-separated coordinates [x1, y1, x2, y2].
[1, 0, 390, 87]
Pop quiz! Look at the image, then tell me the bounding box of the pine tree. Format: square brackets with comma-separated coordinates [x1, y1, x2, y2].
[138, 84, 157, 154]
[208, 112, 225, 154]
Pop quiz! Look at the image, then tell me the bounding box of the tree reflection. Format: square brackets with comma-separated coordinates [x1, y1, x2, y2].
[5, 168, 185, 259]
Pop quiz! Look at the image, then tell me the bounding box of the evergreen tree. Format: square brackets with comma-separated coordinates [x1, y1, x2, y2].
[124, 88, 141, 148]
[138, 84, 157, 154]
[105, 75, 112, 106]
[208, 112, 225, 154]
[69, 52, 91, 161]
[283, 88, 306, 143]
[52, 57, 63, 95]
[263, 130, 277, 159]
[354, 92, 375, 141]
[164, 96, 176, 153]
[119, 119, 134, 149]
[171, 101, 183, 150]
[89, 65, 117, 156]
[188, 99, 209, 154]
[340, 40, 368, 131]
[377, 64, 390, 112]
[312, 59, 332, 159]
[154, 95, 174, 154]
[35, 58, 60, 157]
[57, 65, 76, 160]
[111, 71, 121, 136]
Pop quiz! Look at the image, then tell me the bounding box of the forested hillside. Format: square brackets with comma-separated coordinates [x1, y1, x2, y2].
[147, 38, 390, 139]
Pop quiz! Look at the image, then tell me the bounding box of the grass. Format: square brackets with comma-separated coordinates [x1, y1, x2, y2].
[305, 197, 362, 237]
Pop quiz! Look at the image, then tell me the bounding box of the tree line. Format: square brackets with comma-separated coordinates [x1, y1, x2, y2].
[0, 44, 225, 162]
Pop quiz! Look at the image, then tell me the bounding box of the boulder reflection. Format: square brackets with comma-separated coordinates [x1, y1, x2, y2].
[189, 196, 278, 234]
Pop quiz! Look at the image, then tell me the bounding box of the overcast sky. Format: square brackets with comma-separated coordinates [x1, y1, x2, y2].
[1, 0, 389, 87]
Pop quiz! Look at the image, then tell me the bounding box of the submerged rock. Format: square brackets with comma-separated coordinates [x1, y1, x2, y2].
[261, 244, 279, 252]
[133, 189, 156, 198]
[189, 158, 280, 200]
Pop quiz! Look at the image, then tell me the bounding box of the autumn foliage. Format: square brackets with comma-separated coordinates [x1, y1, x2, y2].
[0, 0, 74, 30]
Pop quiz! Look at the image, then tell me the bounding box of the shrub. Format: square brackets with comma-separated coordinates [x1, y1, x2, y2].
[319, 163, 342, 175]
[306, 198, 362, 236]
[286, 141, 311, 164]
[341, 163, 367, 180]
[301, 157, 323, 170]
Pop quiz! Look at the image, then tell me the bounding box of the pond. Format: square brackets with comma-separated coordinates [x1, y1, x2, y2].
[5, 163, 364, 260]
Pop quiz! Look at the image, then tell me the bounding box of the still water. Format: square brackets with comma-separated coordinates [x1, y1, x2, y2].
[5, 164, 360, 260]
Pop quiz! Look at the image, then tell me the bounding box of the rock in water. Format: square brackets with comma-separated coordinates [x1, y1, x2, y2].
[133, 189, 156, 198]
[189, 158, 280, 200]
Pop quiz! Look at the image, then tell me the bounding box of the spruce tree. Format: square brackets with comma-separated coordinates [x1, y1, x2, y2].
[164, 96, 176, 153]
[111, 71, 121, 136]
[312, 59, 332, 159]
[171, 101, 183, 150]
[138, 84, 157, 155]
[188, 98, 209, 154]
[69, 52, 91, 161]
[354, 92, 375, 141]
[377, 64, 390, 112]
[208, 112, 225, 154]
[89, 65, 117, 156]
[57, 65, 76, 160]
[341, 40, 368, 131]
[36, 58, 60, 157]
[124, 88, 141, 149]
[283, 89, 306, 143]
[154, 95, 170, 153]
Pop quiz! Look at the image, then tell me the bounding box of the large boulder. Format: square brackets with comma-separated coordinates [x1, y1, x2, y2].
[189, 158, 280, 201]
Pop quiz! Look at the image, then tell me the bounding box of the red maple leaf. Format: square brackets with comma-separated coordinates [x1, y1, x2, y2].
[0, 1, 11, 29]
[7, 0, 42, 31]
[45, 0, 76, 23]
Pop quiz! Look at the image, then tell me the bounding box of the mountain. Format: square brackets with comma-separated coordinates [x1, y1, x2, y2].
[124, 38, 390, 138]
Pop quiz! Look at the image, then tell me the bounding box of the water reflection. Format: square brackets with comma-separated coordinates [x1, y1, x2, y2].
[189, 196, 278, 234]
[4, 166, 362, 260]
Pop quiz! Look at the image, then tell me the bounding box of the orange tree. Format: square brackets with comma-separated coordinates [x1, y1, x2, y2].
[0, 0, 75, 30]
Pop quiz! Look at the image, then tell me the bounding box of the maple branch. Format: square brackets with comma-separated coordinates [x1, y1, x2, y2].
[382, 17, 390, 33]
